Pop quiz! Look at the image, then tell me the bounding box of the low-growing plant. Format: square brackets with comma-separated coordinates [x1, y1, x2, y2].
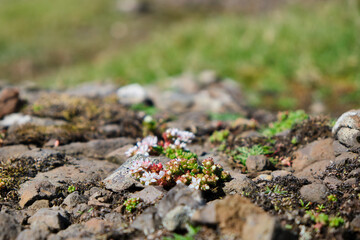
[210, 129, 229, 143]
[123, 198, 141, 213]
[306, 210, 345, 229]
[265, 185, 287, 195]
[131, 103, 157, 116]
[232, 145, 273, 165]
[261, 110, 309, 137]
[68, 185, 76, 193]
[164, 224, 200, 240]
[300, 199, 311, 210]
[209, 112, 243, 122]
[327, 194, 338, 202]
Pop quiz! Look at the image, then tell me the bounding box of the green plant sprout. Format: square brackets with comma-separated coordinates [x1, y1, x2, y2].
[327, 194, 338, 202]
[67, 185, 75, 193]
[123, 198, 141, 213]
[299, 199, 311, 210]
[210, 129, 229, 143]
[232, 145, 273, 165]
[306, 210, 345, 228]
[261, 110, 309, 137]
[265, 185, 287, 195]
[163, 223, 200, 240]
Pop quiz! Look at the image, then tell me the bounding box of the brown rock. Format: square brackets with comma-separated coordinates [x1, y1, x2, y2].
[19, 180, 56, 208]
[292, 138, 335, 172]
[300, 183, 328, 204]
[223, 172, 256, 195]
[246, 155, 269, 172]
[295, 160, 330, 182]
[0, 88, 21, 119]
[28, 200, 50, 210]
[84, 218, 113, 234]
[129, 186, 166, 204]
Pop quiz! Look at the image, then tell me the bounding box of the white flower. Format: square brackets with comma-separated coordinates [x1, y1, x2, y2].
[129, 158, 152, 173]
[165, 128, 195, 143]
[188, 177, 201, 190]
[125, 145, 138, 157]
[141, 136, 158, 147]
[140, 171, 158, 186]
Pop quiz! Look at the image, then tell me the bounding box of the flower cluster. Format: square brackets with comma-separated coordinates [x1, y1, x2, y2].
[130, 157, 231, 191]
[125, 128, 195, 157]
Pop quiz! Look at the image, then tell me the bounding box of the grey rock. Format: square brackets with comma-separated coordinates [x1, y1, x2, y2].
[334, 152, 358, 166]
[0, 213, 21, 240]
[66, 83, 116, 98]
[292, 138, 335, 172]
[332, 110, 360, 148]
[344, 178, 357, 186]
[223, 172, 256, 195]
[62, 191, 88, 209]
[99, 124, 123, 138]
[28, 207, 70, 232]
[295, 160, 330, 182]
[190, 200, 217, 225]
[155, 91, 194, 113]
[246, 155, 269, 172]
[117, 83, 148, 105]
[57, 137, 134, 159]
[0, 145, 29, 162]
[18, 148, 66, 170]
[323, 176, 342, 189]
[254, 174, 273, 181]
[19, 180, 57, 208]
[349, 168, 360, 177]
[198, 70, 219, 86]
[162, 205, 192, 231]
[103, 154, 153, 192]
[106, 144, 134, 165]
[350, 215, 360, 231]
[1, 113, 66, 129]
[300, 183, 328, 204]
[131, 207, 160, 235]
[47, 224, 89, 240]
[271, 170, 292, 179]
[16, 227, 49, 240]
[333, 140, 348, 156]
[129, 186, 166, 204]
[28, 200, 50, 210]
[157, 183, 205, 219]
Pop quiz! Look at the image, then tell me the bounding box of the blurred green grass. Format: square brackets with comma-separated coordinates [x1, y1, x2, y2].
[1, 0, 360, 113]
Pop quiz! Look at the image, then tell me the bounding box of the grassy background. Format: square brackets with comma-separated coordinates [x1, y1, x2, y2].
[1, 0, 360, 114]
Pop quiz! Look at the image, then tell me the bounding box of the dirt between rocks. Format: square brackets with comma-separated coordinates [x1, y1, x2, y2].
[0, 82, 359, 240]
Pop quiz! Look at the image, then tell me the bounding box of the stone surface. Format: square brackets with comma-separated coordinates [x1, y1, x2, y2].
[131, 207, 160, 235]
[0, 113, 66, 129]
[323, 176, 342, 189]
[106, 144, 134, 164]
[57, 137, 134, 159]
[223, 172, 256, 195]
[292, 138, 335, 172]
[117, 83, 148, 105]
[129, 186, 166, 204]
[19, 180, 57, 208]
[295, 160, 330, 182]
[332, 109, 360, 148]
[246, 155, 269, 172]
[0, 213, 21, 240]
[0, 88, 21, 119]
[333, 140, 348, 156]
[350, 215, 360, 231]
[28, 207, 70, 231]
[162, 205, 192, 231]
[28, 199, 50, 210]
[66, 83, 116, 98]
[16, 227, 50, 240]
[0, 144, 29, 162]
[300, 183, 328, 204]
[62, 191, 88, 209]
[103, 154, 158, 192]
[271, 170, 292, 179]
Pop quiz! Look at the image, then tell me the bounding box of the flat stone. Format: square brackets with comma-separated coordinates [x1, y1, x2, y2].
[117, 83, 148, 105]
[295, 160, 330, 182]
[62, 191, 88, 209]
[323, 176, 342, 189]
[0, 213, 21, 240]
[333, 140, 348, 156]
[19, 180, 57, 208]
[28, 207, 70, 231]
[129, 186, 166, 204]
[131, 207, 160, 236]
[57, 137, 134, 159]
[271, 170, 292, 179]
[246, 155, 269, 172]
[300, 183, 328, 204]
[0, 144, 29, 162]
[292, 138, 335, 172]
[66, 83, 116, 98]
[162, 205, 192, 231]
[223, 172, 256, 195]
[106, 144, 134, 165]
[28, 200, 50, 210]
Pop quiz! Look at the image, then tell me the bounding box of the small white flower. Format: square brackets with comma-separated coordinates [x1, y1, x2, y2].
[189, 177, 201, 190]
[125, 145, 138, 157]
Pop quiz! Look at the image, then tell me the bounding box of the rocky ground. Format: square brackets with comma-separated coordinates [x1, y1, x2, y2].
[0, 73, 359, 240]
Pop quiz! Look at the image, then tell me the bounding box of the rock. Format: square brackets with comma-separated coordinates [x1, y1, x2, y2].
[117, 83, 148, 105]
[66, 83, 116, 98]
[84, 218, 114, 234]
[57, 137, 134, 159]
[254, 174, 273, 181]
[157, 183, 205, 219]
[19, 180, 57, 208]
[47, 224, 87, 240]
[103, 154, 158, 192]
[0, 145, 29, 162]
[0, 113, 66, 129]
[16, 227, 50, 240]
[334, 152, 358, 166]
[28, 207, 70, 231]
[170, 73, 200, 94]
[350, 215, 360, 231]
[155, 91, 194, 113]
[295, 160, 330, 182]
[332, 109, 360, 148]
[223, 172, 256, 195]
[323, 176, 342, 189]
[349, 168, 360, 177]
[198, 70, 219, 86]
[99, 124, 124, 138]
[28, 200, 50, 210]
[246, 155, 269, 172]
[300, 183, 328, 203]
[192, 195, 282, 239]
[292, 138, 335, 172]
[62, 191, 88, 209]
[131, 207, 160, 235]
[0, 213, 21, 240]
[162, 205, 192, 231]
[344, 178, 357, 186]
[106, 144, 134, 164]
[129, 186, 166, 204]
[0, 88, 22, 119]
[333, 140, 348, 156]
[271, 170, 292, 179]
